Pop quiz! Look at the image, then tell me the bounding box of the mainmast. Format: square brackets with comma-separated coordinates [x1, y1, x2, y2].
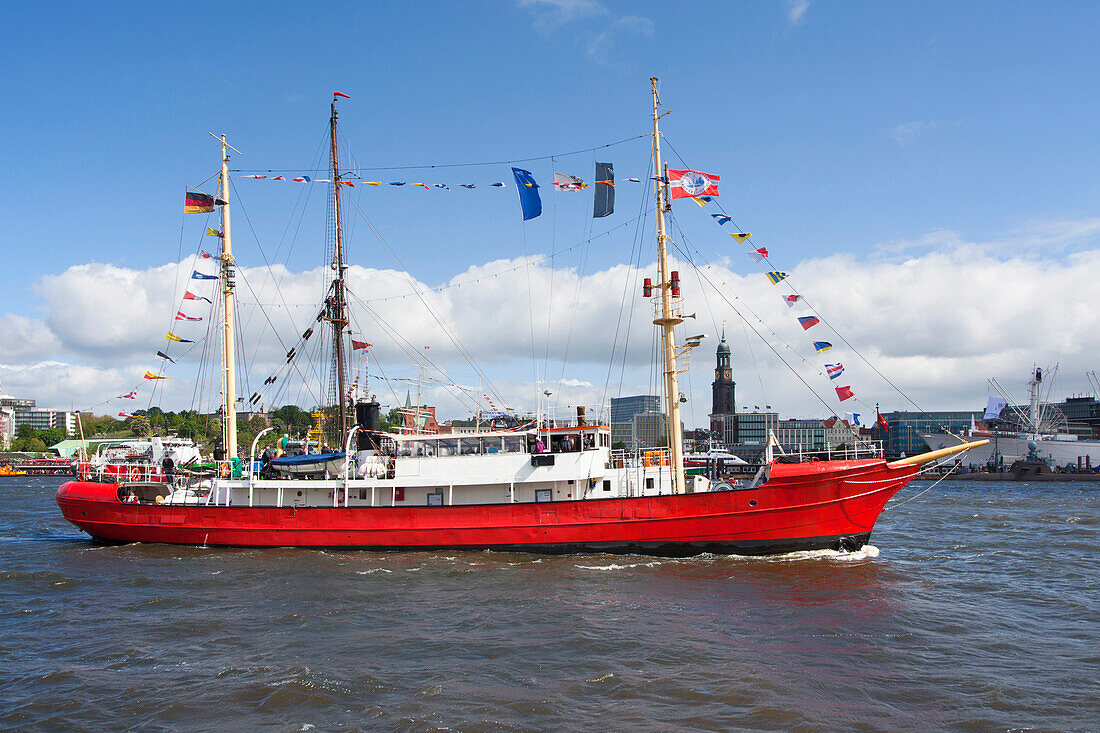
[218, 134, 239, 459]
[329, 98, 350, 440]
[650, 78, 687, 495]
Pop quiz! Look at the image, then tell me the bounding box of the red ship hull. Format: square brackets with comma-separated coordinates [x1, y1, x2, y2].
[56, 459, 916, 555]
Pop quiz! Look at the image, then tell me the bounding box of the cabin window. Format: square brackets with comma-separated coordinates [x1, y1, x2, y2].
[503, 436, 526, 454]
[535, 488, 552, 503]
[602, 480, 611, 492]
[396, 441, 413, 457]
[408, 440, 434, 457]
[645, 478, 654, 490]
[427, 489, 444, 506]
[358, 488, 368, 500]
[437, 439, 459, 457]
[599, 433, 610, 447]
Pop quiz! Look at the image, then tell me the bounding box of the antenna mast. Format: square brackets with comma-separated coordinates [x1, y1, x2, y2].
[650, 77, 686, 495]
[329, 98, 350, 441]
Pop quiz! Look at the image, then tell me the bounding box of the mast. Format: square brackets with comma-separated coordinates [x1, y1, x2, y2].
[650, 77, 686, 495]
[329, 99, 350, 440]
[218, 135, 239, 459]
[1028, 365, 1043, 437]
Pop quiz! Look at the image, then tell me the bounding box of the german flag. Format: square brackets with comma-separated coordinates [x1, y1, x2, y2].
[185, 192, 215, 213]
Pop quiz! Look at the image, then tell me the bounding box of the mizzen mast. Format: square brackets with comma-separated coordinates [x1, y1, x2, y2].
[328, 97, 350, 440]
[650, 77, 687, 495]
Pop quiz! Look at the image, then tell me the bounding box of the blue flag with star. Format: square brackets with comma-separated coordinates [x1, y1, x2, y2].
[511, 167, 542, 220]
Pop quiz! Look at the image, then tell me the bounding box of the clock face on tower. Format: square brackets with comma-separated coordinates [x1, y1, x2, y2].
[723, 369, 731, 380]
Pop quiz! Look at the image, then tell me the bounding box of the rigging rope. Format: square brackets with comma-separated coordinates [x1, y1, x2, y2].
[660, 134, 965, 440]
[229, 133, 650, 174]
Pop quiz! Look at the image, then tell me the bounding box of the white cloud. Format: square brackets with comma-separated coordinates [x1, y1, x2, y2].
[788, 0, 810, 25]
[518, 0, 652, 58]
[615, 15, 654, 37]
[888, 119, 943, 145]
[0, 361, 136, 411]
[0, 314, 61, 365]
[517, 0, 607, 32]
[5, 221, 1100, 423]
[875, 219, 1100, 256]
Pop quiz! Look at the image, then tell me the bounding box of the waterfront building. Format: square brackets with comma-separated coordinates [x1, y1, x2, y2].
[774, 416, 859, 453]
[0, 406, 13, 450]
[737, 410, 779, 445]
[824, 416, 855, 449]
[880, 410, 981, 456]
[1044, 396, 1100, 438]
[775, 418, 826, 451]
[1, 389, 78, 438]
[610, 395, 661, 449]
[631, 411, 670, 449]
[610, 395, 661, 423]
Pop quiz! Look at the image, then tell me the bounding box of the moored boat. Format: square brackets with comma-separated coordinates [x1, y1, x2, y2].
[923, 365, 1100, 468]
[56, 80, 985, 554]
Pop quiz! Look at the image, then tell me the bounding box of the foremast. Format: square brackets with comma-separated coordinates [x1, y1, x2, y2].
[329, 98, 350, 440]
[217, 135, 239, 459]
[650, 78, 686, 495]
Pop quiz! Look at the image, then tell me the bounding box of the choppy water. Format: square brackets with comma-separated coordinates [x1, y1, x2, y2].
[1, 477, 1097, 731]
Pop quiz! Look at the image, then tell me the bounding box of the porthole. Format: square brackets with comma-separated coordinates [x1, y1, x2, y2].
[748, 500, 757, 507]
[297, 491, 303, 497]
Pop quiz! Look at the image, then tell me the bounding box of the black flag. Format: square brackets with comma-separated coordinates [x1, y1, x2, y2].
[593, 162, 614, 218]
[156, 350, 176, 364]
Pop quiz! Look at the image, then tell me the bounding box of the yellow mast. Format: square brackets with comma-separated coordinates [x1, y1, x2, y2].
[217, 134, 240, 459]
[650, 78, 686, 495]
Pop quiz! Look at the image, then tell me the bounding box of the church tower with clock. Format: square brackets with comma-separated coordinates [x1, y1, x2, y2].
[709, 331, 736, 439]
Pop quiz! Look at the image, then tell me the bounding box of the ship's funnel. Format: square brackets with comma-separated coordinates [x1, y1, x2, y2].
[355, 400, 381, 450]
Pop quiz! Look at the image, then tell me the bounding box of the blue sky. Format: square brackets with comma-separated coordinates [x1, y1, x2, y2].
[3, 1, 1100, 422]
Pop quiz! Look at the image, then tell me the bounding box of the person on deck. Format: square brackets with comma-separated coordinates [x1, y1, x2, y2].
[161, 455, 175, 487]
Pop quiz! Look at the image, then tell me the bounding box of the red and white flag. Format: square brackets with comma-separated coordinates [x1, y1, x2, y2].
[118, 411, 133, 419]
[118, 391, 137, 399]
[785, 294, 801, 308]
[668, 169, 720, 199]
[175, 311, 202, 322]
[334, 91, 351, 99]
[351, 340, 371, 350]
[877, 410, 890, 433]
[835, 385, 855, 402]
[748, 247, 769, 263]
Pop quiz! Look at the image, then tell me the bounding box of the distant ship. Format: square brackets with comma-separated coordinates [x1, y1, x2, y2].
[923, 366, 1100, 468]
